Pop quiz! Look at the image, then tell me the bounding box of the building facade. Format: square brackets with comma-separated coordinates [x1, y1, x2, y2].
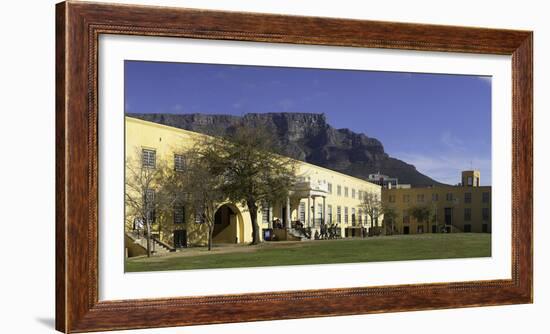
[125, 117, 382, 250]
[381, 172, 491, 235]
[125, 116, 491, 255]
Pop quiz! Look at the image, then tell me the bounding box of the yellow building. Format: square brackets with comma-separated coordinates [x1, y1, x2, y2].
[125, 117, 382, 251]
[382, 171, 491, 235]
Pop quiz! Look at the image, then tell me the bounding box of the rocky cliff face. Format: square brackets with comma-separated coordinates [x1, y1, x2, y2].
[127, 112, 443, 187]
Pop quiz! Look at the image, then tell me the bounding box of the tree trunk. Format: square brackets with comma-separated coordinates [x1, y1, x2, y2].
[145, 217, 152, 257]
[247, 200, 260, 245]
[208, 224, 214, 251]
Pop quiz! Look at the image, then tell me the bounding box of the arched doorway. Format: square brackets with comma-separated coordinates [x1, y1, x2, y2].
[213, 203, 244, 244]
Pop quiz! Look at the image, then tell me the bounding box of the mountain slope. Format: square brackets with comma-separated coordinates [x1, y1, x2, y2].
[127, 112, 444, 187]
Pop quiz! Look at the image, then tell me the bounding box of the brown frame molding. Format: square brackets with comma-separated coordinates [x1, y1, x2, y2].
[56, 1, 533, 332]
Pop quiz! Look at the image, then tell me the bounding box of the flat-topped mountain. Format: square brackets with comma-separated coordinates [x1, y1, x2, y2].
[127, 112, 444, 187]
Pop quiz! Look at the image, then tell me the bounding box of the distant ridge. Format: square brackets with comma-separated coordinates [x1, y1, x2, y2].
[128, 112, 445, 187]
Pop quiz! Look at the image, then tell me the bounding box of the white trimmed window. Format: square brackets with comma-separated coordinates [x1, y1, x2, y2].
[174, 154, 185, 172]
[142, 148, 156, 169]
[174, 205, 185, 224]
[344, 207, 349, 223]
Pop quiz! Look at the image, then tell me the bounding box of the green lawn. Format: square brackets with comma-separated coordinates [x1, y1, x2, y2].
[125, 233, 491, 272]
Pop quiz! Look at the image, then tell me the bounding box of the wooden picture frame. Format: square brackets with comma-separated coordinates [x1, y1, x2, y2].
[56, 1, 533, 332]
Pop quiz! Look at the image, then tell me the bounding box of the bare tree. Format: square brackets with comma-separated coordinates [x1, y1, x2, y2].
[125, 149, 169, 257]
[164, 146, 226, 251]
[360, 191, 384, 233]
[197, 125, 298, 245]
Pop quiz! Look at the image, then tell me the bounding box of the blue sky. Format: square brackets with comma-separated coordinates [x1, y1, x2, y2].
[125, 61, 492, 186]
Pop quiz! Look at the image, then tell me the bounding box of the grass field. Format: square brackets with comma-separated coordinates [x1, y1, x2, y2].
[125, 233, 491, 272]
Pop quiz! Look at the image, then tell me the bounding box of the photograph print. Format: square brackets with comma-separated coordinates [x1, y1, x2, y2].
[124, 61, 492, 272]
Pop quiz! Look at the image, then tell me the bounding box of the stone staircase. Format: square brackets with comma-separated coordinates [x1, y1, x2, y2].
[126, 231, 174, 254]
[287, 227, 311, 241]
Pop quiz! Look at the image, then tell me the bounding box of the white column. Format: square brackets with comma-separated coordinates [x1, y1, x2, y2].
[312, 196, 316, 227]
[268, 205, 272, 229]
[323, 196, 326, 225]
[307, 196, 311, 227]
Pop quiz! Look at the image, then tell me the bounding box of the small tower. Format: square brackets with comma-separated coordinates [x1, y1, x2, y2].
[461, 170, 480, 187]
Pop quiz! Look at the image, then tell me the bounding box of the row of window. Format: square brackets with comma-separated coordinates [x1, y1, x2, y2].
[144, 149, 383, 203]
[331, 184, 376, 201]
[297, 203, 373, 225]
[388, 192, 490, 204]
[141, 148, 186, 172]
[149, 203, 490, 228]
[319, 181, 377, 200]
[403, 223, 489, 234]
[142, 190, 190, 225]
[143, 203, 207, 226]
[401, 207, 490, 223]
[173, 205, 207, 224]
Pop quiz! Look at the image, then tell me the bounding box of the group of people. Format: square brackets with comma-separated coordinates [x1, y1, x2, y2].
[315, 223, 341, 240]
[273, 218, 285, 229]
[271, 218, 341, 240]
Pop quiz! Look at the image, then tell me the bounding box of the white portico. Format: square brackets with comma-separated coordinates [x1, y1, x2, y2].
[289, 177, 330, 229]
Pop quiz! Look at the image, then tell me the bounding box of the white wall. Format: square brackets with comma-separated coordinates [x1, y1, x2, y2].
[0, 0, 547, 333]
